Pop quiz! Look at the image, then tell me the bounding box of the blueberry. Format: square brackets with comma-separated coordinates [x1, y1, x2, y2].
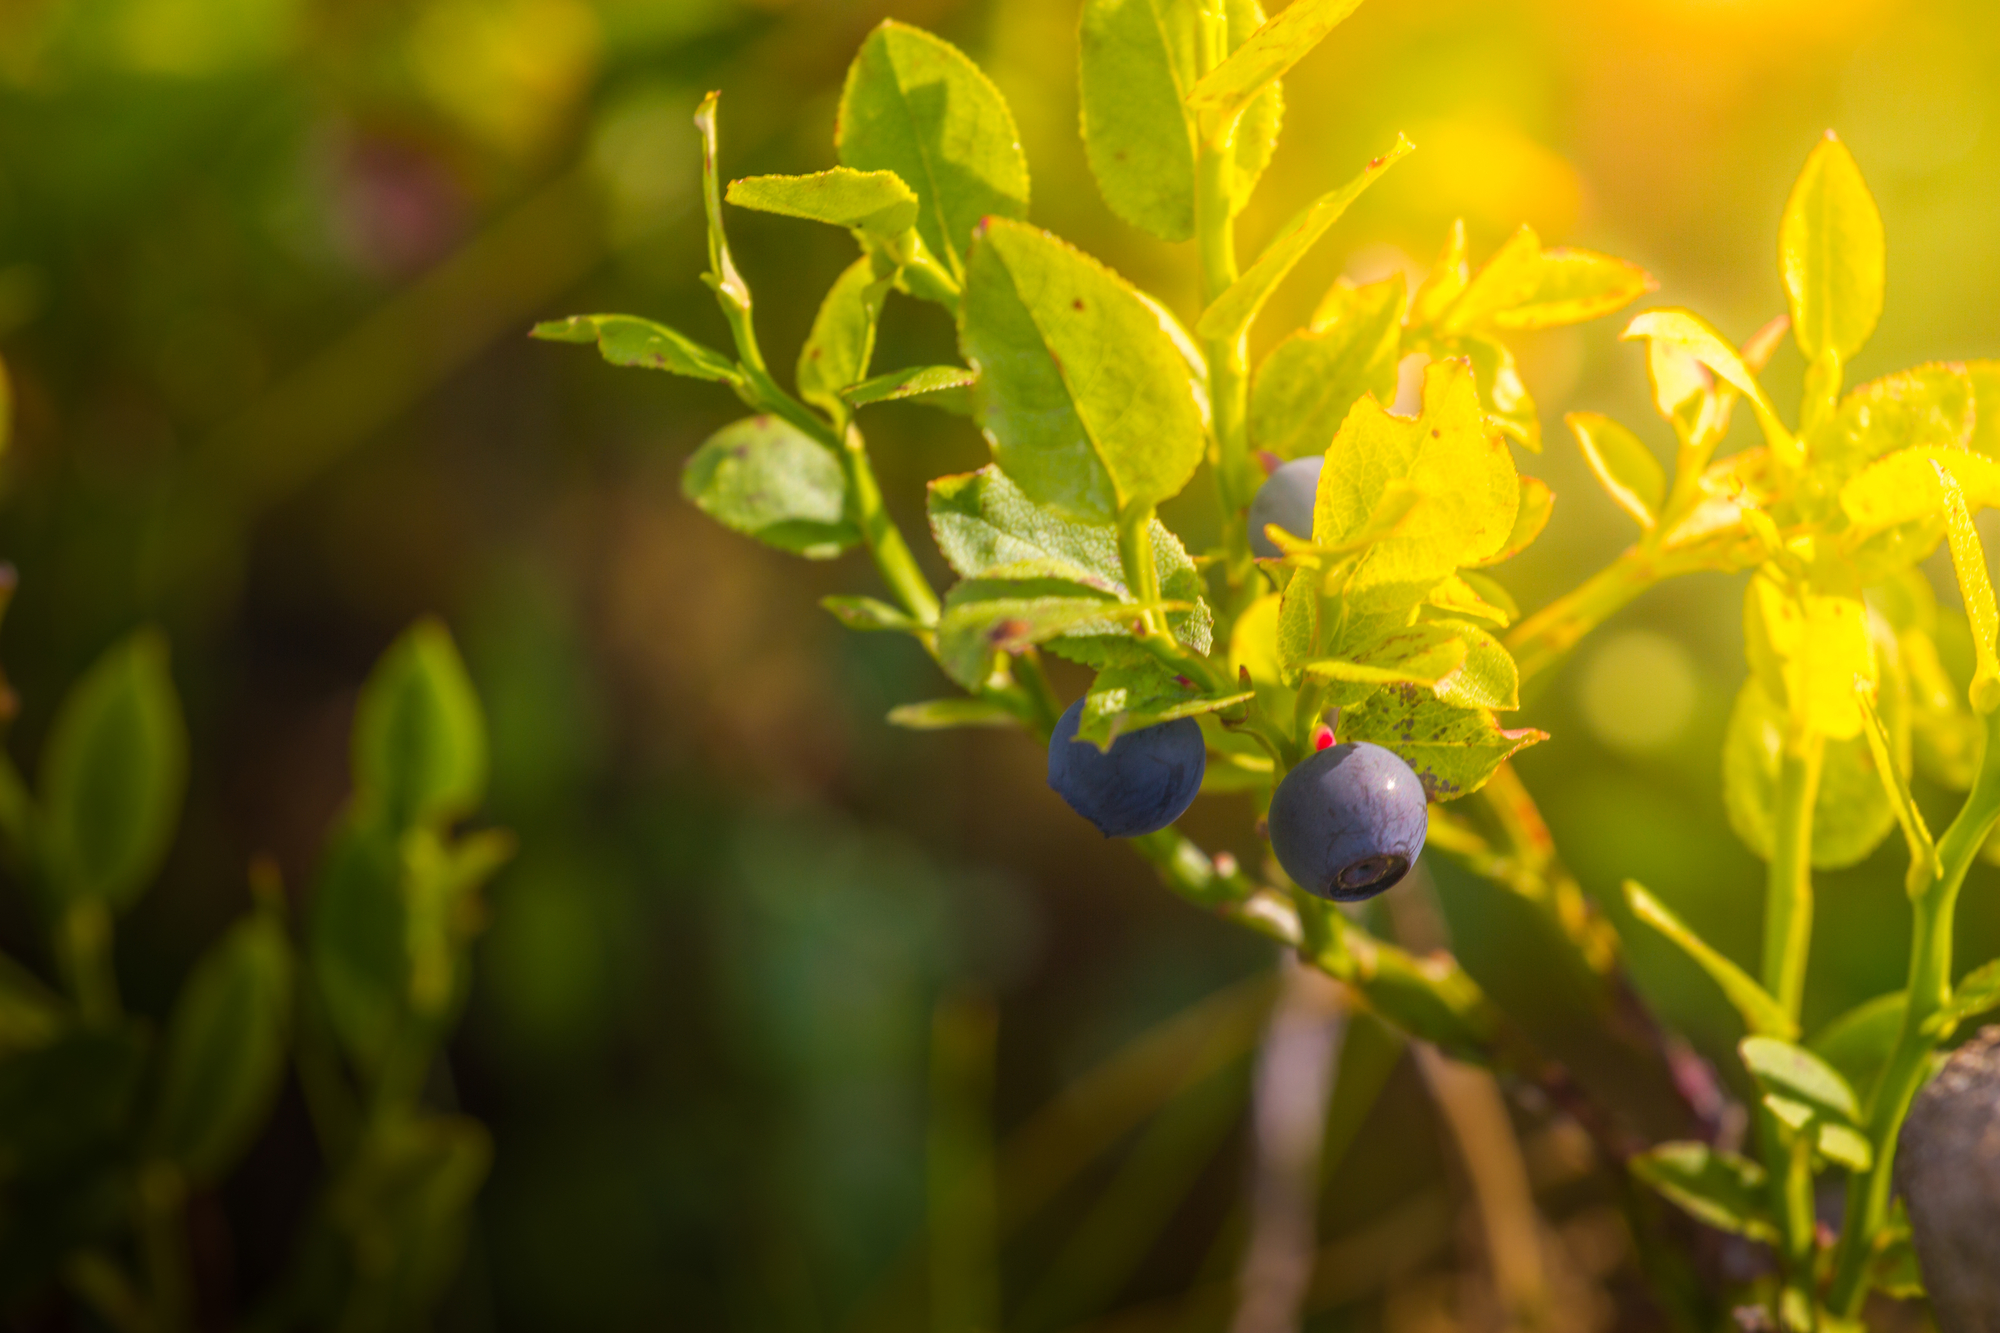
[1047, 698, 1205, 838]
[1268, 742, 1427, 900]
[1248, 456, 1323, 559]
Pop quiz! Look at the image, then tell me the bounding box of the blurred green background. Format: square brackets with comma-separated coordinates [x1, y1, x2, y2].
[2, 0, 1998, 1327]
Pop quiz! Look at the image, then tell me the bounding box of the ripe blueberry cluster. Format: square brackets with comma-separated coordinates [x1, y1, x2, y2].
[1047, 703, 1428, 901]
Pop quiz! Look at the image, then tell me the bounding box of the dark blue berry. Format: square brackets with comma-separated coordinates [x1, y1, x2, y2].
[1268, 742, 1427, 900]
[1248, 456, 1323, 559]
[1047, 698, 1205, 838]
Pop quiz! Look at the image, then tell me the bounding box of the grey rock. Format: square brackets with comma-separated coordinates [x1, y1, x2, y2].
[1898, 1025, 2000, 1333]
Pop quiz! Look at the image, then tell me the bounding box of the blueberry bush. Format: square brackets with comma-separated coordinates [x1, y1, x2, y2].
[0, 595, 505, 1332]
[539, 2, 2000, 1325]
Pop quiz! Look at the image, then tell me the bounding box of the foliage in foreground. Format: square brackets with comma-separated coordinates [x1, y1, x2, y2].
[0, 600, 504, 1332]
[542, 2, 2000, 1326]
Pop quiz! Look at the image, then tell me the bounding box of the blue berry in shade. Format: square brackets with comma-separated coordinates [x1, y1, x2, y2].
[1248, 456, 1323, 559]
[1268, 742, 1428, 900]
[1047, 698, 1205, 838]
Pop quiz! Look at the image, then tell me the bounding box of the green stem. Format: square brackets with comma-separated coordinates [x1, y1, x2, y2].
[135, 1164, 190, 1333]
[56, 900, 120, 1026]
[1506, 547, 1660, 686]
[1830, 703, 2000, 1313]
[1118, 503, 1170, 642]
[1763, 732, 1824, 1021]
[1191, 17, 1256, 621]
[841, 424, 941, 626]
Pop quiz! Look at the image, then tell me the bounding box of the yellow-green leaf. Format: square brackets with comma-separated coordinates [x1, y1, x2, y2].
[1780, 133, 1885, 364]
[961, 219, 1207, 524]
[1723, 675, 1898, 871]
[1623, 309, 1795, 465]
[531, 314, 740, 385]
[1312, 359, 1519, 608]
[1936, 461, 2000, 712]
[1184, 0, 1364, 138]
[1196, 137, 1411, 344]
[1567, 411, 1665, 529]
[1624, 880, 1796, 1039]
[148, 911, 292, 1182]
[1630, 1142, 1778, 1242]
[1438, 225, 1652, 334]
[1338, 686, 1544, 801]
[1077, 0, 1281, 241]
[1855, 679, 1938, 888]
[41, 630, 189, 912]
[1248, 275, 1404, 460]
[682, 416, 859, 559]
[1469, 476, 1552, 568]
[1742, 573, 1874, 740]
[1304, 622, 1467, 691]
[726, 168, 919, 243]
[797, 258, 891, 416]
[352, 619, 489, 836]
[1740, 1035, 1862, 1126]
[837, 21, 1030, 272]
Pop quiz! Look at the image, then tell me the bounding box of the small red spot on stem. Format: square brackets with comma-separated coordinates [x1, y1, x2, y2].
[1313, 724, 1336, 752]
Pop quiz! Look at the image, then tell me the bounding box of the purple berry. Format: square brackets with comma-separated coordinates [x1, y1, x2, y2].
[1248, 456, 1323, 559]
[1047, 698, 1205, 838]
[1268, 742, 1427, 900]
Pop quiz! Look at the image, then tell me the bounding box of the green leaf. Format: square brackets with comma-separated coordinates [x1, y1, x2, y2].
[1470, 476, 1553, 568]
[1184, 0, 1364, 137]
[1937, 462, 2000, 712]
[1076, 659, 1251, 747]
[1870, 1219, 1926, 1299]
[797, 258, 891, 417]
[41, 629, 188, 911]
[1410, 220, 1470, 327]
[1567, 411, 1664, 529]
[1623, 309, 1795, 464]
[1781, 133, 1885, 365]
[1740, 1035, 1862, 1125]
[926, 465, 1212, 654]
[531, 313, 739, 384]
[1742, 573, 1877, 741]
[1305, 622, 1467, 692]
[1630, 1142, 1777, 1242]
[1437, 226, 1654, 334]
[353, 618, 488, 835]
[309, 821, 405, 1072]
[1196, 137, 1411, 343]
[1248, 275, 1404, 461]
[1077, 0, 1281, 242]
[821, 595, 924, 633]
[887, 698, 1019, 730]
[842, 364, 978, 413]
[1338, 685, 1544, 801]
[1428, 619, 1519, 711]
[148, 910, 292, 1182]
[1313, 359, 1520, 607]
[837, 20, 1030, 273]
[960, 220, 1207, 523]
[1815, 1120, 1874, 1172]
[1723, 676, 1897, 871]
[934, 576, 1131, 688]
[725, 167, 919, 243]
[682, 415, 859, 559]
[1813, 364, 1975, 497]
[337, 1114, 491, 1323]
[1935, 958, 2000, 1036]
[1809, 990, 1907, 1099]
[1623, 880, 1796, 1039]
[1856, 678, 1938, 888]
[695, 92, 750, 313]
